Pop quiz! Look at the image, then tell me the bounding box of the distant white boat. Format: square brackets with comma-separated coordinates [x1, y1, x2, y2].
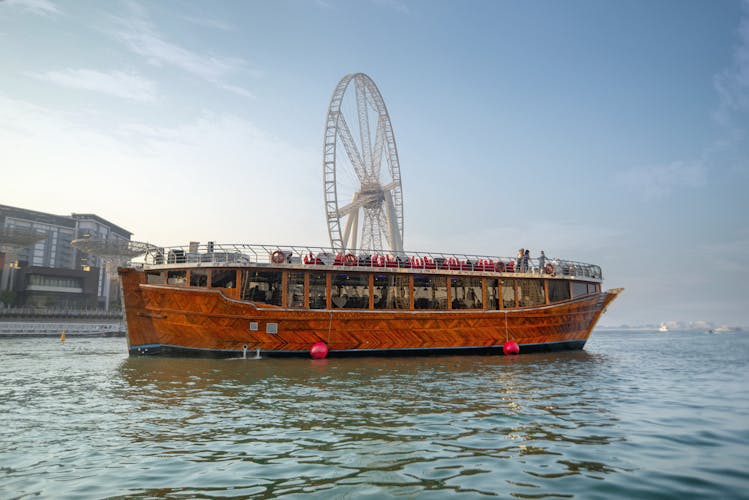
[658, 323, 669, 332]
[715, 326, 739, 333]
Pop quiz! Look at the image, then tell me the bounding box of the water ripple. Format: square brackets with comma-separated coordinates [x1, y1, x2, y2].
[1, 333, 748, 498]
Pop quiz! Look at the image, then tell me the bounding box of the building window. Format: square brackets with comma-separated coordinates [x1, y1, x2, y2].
[27, 274, 81, 289]
[373, 274, 409, 309]
[331, 273, 369, 309]
[413, 275, 447, 310]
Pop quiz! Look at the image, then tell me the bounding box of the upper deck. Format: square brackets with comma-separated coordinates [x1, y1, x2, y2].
[135, 242, 603, 282]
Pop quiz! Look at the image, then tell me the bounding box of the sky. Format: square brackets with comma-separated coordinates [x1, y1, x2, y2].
[1, 0, 748, 328]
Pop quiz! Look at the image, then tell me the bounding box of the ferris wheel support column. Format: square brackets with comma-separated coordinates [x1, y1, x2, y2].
[104, 264, 111, 312]
[342, 207, 359, 253]
[1, 259, 11, 292]
[384, 190, 403, 255]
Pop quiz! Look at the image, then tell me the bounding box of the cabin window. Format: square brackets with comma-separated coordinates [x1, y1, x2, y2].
[211, 269, 236, 288]
[485, 279, 499, 310]
[308, 272, 327, 309]
[517, 279, 545, 307]
[413, 275, 447, 310]
[373, 274, 410, 309]
[571, 281, 588, 298]
[331, 273, 369, 309]
[189, 270, 208, 287]
[547, 280, 570, 302]
[240, 270, 282, 306]
[146, 271, 165, 284]
[167, 270, 186, 285]
[588, 283, 599, 294]
[501, 279, 516, 308]
[450, 276, 483, 309]
[287, 271, 305, 309]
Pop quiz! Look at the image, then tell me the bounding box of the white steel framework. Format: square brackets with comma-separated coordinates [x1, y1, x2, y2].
[323, 73, 404, 255]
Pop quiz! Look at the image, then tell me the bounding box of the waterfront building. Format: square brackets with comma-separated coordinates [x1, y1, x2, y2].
[0, 204, 132, 309]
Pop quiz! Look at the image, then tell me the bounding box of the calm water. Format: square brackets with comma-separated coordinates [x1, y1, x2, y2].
[1, 331, 748, 499]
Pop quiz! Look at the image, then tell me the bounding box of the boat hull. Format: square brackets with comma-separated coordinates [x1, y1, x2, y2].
[120, 269, 620, 357]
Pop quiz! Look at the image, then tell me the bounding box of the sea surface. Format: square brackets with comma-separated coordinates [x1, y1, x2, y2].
[1, 330, 748, 499]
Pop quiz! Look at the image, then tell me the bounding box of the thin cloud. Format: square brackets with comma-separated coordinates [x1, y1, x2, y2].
[713, 0, 749, 127]
[616, 161, 707, 199]
[6, 0, 62, 17]
[106, 2, 254, 98]
[620, 2, 749, 198]
[181, 15, 234, 32]
[371, 0, 409, 14]
[30, 69, 158, 102]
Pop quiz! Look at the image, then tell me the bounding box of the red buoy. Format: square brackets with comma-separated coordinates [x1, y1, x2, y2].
[503, 340, 520, 355]
[310, 341, 329, 359]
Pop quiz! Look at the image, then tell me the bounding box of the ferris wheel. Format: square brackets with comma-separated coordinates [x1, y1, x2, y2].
[323, 73, 404, 255]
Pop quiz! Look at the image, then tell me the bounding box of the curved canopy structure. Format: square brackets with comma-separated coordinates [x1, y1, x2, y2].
[0, 227, 47, 252]
[71, 237, 154, 261]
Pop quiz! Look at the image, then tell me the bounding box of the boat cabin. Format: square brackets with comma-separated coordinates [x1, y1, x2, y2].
[138, 244, 602, 313]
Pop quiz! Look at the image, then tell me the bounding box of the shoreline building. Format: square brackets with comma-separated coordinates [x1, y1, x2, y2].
[0, 204, 132, 309]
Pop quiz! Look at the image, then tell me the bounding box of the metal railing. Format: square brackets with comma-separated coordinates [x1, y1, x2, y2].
[0, 321, 125, 335]
[136, 242, 604, 280]
[0, 306, 123, 319]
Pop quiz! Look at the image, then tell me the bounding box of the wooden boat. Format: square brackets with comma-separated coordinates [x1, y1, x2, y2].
[119, 243, 621, 357]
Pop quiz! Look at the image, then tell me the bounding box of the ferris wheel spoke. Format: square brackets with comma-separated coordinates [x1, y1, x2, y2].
[371, 208, 385, 251]
[360, 210, 373, 250]
[335, 113, 367, 182]
[355, 76, 373, 178]
[337, 194, 365, 217]
[369, 209, 383, 250]
[370, 209, 383, 251]
[371, 115, 386, 183]
[381, 180, 398, 192]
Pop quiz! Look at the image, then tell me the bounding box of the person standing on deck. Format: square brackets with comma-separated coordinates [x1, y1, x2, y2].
[539, 250, 547, 273]
[516, 248, 524, 272]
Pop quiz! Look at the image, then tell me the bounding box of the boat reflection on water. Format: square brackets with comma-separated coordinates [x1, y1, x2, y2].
[113, 350, 626, 497]
[117, 350, 604, 396]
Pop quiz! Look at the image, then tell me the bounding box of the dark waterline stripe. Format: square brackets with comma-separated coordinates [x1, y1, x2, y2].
[129, 339, 587, 358]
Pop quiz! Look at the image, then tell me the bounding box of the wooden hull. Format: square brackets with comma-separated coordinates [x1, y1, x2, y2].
[120, 268, 621, 357]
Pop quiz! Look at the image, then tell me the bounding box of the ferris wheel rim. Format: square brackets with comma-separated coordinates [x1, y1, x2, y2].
[323, 73, 404, 254]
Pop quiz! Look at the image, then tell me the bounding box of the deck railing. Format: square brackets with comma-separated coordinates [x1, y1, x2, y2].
[134, 243, 603, 280]
[0, 321, 125, 335]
